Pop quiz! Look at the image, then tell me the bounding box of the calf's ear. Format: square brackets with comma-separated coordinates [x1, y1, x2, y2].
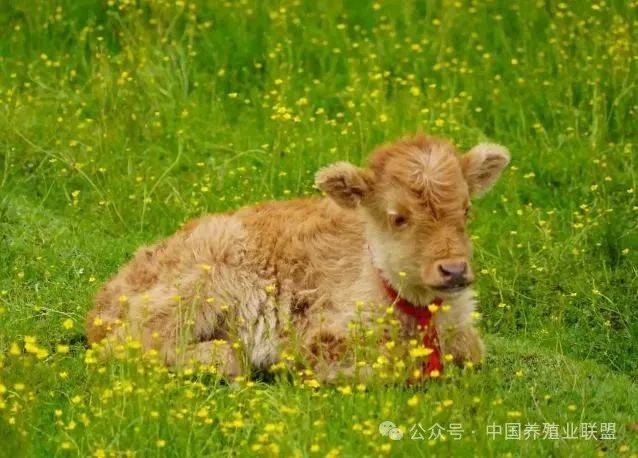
[315, 161, 372, 208]
[461, 143, 510, 196]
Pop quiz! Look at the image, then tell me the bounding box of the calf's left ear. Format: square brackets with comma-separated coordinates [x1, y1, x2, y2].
[315, 161, 372, 208]
[461, 143, 510, 196]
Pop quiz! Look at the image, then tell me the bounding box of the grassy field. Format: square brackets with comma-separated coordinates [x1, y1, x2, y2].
[1, 0, 637, 456]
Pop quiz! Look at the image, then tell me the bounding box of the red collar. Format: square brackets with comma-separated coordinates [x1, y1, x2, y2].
[377, 270, 444, 377]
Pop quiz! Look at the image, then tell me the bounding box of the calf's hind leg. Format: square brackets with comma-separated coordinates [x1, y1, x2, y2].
[163, 339, 244, 377]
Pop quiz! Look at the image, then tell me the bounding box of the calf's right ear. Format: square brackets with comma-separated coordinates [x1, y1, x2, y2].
[315, 161, 373, 208]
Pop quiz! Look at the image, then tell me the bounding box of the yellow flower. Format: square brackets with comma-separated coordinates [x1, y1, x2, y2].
[410, 347, 433, 358]
[310, 444, 320, 453]
[9, 343, 21, 355]
[56, 344, 70, 354]
[230, 418, 244, 428]
[442, 399, 453, 407]
[84, 350, 97, 365]
[337, 385, 352, 395]
[156, 439, 166, 448]
[429, 369, 440, 378]
[35, 348, 48, 359]
[25, 340, 39, 354]
[407, 395, 419, 407]
[62, 319, 74, 329]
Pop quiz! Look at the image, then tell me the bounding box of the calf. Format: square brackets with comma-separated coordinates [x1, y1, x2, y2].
[86, 135, 509, 381]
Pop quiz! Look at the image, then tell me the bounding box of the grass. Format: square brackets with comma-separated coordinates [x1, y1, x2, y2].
[0, 0, 637, 456]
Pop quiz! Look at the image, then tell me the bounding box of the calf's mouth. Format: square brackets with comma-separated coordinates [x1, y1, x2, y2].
[430, 282, 473, 294]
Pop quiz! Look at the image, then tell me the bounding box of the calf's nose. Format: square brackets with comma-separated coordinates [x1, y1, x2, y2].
[437, 261, 469, 286]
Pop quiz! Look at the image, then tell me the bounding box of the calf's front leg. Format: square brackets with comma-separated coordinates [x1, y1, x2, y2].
[306, 330, 373, 383]
[442, 325, 485, 366]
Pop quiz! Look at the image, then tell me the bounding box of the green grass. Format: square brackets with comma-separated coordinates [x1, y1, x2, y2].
[0, 0, 637, 456]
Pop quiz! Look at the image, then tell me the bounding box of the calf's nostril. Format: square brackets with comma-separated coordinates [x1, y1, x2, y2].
[436, 262, 470, 287]
[439, 262, 467, 278]
[438, 264, 451, 277]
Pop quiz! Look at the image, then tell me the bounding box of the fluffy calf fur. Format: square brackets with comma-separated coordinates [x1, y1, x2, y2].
[86, 135, 509, 381]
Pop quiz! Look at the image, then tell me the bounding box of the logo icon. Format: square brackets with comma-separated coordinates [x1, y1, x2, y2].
[379, 420, 404, 440]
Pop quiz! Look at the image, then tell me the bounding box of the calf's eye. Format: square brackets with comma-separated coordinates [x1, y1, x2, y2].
[390, 213, 408, 227]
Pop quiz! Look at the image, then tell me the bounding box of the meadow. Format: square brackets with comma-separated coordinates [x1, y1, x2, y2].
[0, 0, 637, 456]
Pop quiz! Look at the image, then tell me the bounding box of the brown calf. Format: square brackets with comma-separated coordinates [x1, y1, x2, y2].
[86, 135, 509, 381]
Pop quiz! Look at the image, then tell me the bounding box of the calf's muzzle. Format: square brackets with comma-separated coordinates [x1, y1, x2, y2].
[431, 259, 474, 290]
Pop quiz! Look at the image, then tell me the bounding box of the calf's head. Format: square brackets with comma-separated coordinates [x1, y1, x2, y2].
[316, 136, 509, 300]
